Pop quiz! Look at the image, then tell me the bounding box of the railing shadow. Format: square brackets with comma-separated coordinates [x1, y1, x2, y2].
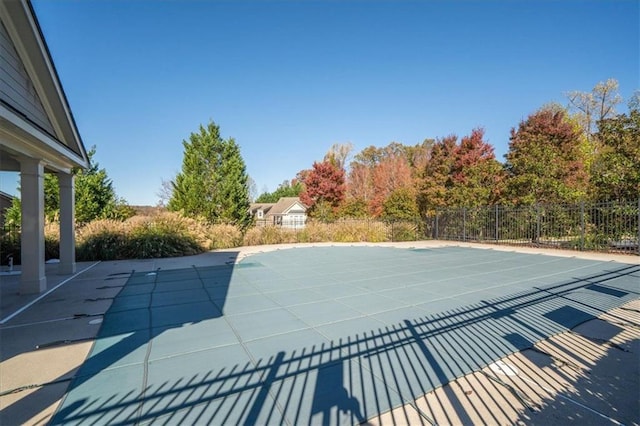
[46, 262, 639, 425]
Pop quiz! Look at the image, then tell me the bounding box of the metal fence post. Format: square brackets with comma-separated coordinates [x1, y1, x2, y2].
[391, 220, 395, 242]
[435, 212, 439, 240]
[580, 201, 585, 251]
[495, 205, 499, 243]
[463, 208, 466, 242]
[536, 204, 541, 244]
[637, 197, 640, 256]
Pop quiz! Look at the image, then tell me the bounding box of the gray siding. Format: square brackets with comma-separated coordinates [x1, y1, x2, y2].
[0, 20, 55, 135]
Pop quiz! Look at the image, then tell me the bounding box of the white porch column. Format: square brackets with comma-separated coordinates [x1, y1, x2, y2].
[58, 172, 76, 274]
[20, 157, 46, 293]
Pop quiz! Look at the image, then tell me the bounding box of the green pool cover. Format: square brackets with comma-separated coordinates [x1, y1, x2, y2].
[52, 246, 639, 425]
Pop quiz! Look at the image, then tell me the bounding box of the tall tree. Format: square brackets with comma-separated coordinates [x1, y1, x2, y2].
[417, 135, 458, 212]
[247, 176, 258, 203]
[567, 78, 622, 139]
[369, 154, 413, 217]
[504, 109, 589, 205]
[218, 139, 251, 227]
[299, 161, 346, 216]
[347, 140, 430, 217]
[324, 142, 353, 171]
[449, 128, 504, 207]
[591, 109, 640, 200]
[169, 121, 251, 226]
[353, 145, 384, 168]
[346, 163, 373, 204]
[382, 187, 419, 220]
[628, 90, 640, 112]
[157, 177, 174, 207]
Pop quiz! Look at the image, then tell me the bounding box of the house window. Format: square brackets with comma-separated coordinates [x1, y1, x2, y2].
[257, 210, 263, 219]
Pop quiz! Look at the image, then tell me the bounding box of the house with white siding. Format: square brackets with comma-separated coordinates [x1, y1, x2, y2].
[249, 197, 308, 228]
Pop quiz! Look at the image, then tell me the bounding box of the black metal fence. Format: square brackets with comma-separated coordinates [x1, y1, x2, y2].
[424, 200, 640, 255]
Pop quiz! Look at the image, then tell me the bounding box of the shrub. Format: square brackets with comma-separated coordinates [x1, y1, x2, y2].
[332, 220, 388, 242]
[297, 222, 332, 243]
[3, 213, 424, 264]
[210, 224, 244, 249]
[76, 219, 128, 260]
[44, 222, 60, 260]
[124, 232, 200, 259]
[75, 214, 215, 260]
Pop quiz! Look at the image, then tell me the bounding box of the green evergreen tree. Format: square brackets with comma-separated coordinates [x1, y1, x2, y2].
[3, 146, 128, 228]
[73, 147, 126, 223]
[169, 121, 251, 227]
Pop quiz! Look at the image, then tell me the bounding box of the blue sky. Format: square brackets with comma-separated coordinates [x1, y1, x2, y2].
[5, 1, 638, 205]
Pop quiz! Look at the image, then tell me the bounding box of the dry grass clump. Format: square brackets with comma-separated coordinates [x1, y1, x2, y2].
[331, 220, 388, 242]
[243, 226, 298, 246]
[389, 221, 419, 242]
[76, 214, 193, 260]
[296, 220, 389, 243]
[76, 219, 131, 260]
[241, 220, 407, 247]
[209, 223, 244, 249]
[2, 212, 420, 265]
[75, 212, 246, 260]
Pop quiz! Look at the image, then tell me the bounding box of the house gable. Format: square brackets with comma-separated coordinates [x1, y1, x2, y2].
[0, 0, 88, 173]
[268, 197, 307, 216]
[0, 20, 55, 137]
[282, 201, 306, 216]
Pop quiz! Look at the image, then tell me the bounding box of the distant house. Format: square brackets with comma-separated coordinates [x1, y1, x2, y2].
[249, 197, 308, 228]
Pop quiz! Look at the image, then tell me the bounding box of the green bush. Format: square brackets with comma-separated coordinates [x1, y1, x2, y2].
[124, 233, 201, 259]
[75, 215, 209, 260]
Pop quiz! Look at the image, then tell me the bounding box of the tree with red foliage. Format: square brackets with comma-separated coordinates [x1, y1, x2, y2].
[449, 128, 504, 207]
[369, 154, 413, 217]
[347, 163, 373, 204]
[299, 161, 346, 217]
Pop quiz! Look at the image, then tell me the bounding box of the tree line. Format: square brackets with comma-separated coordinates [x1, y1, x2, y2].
[263, 79, 639, 221]
[9, 79, 632, 231]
